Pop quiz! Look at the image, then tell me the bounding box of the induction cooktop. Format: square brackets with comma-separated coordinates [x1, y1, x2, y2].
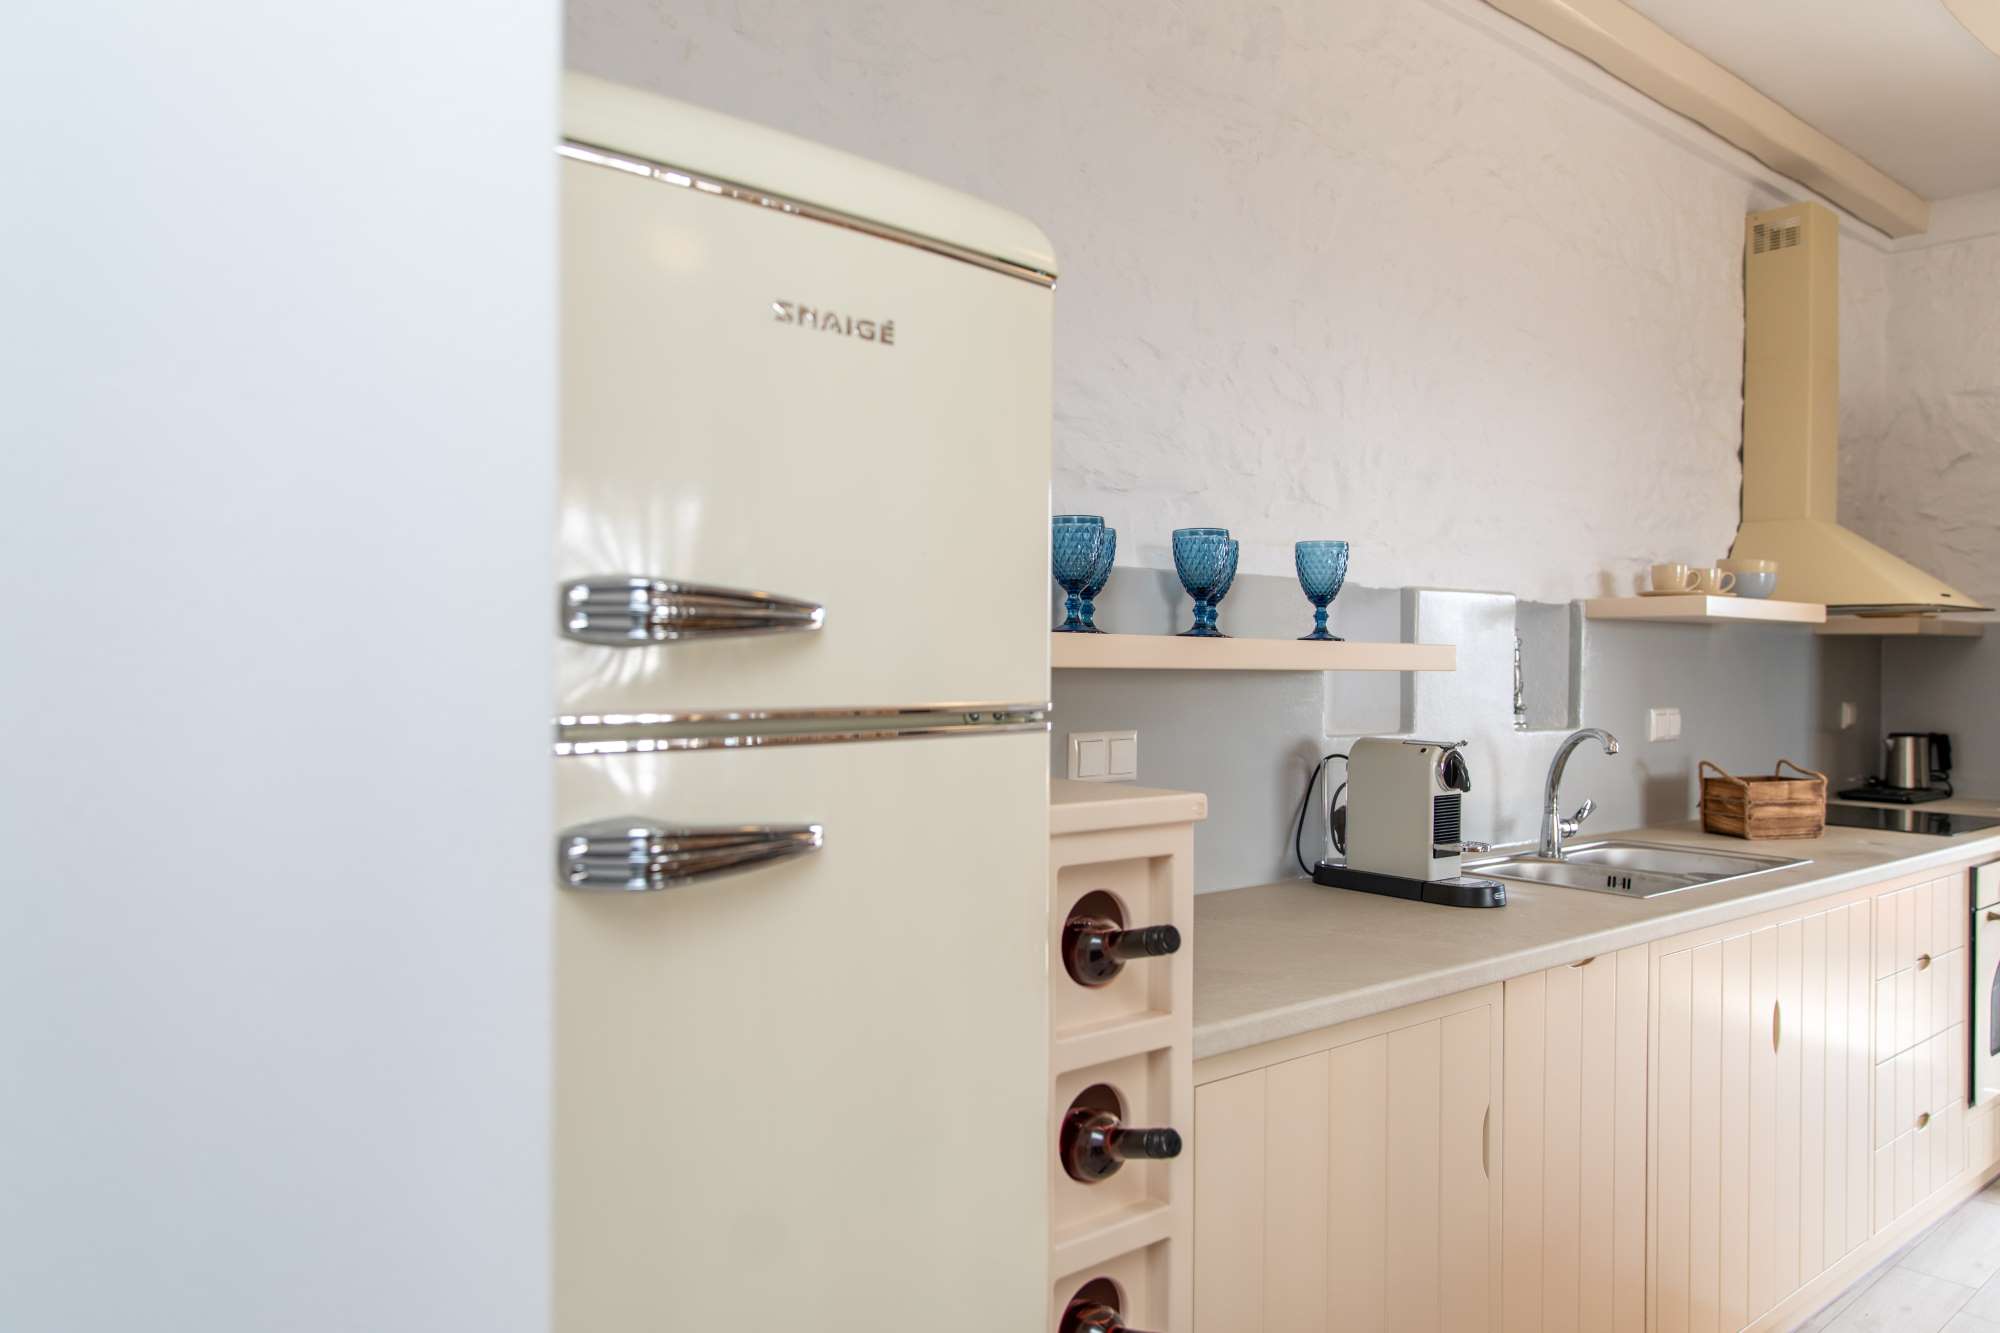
[1824, 805, 2000, 836]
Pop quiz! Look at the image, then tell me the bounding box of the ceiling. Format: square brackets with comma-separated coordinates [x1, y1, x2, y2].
[1624, 0, 2000, 199]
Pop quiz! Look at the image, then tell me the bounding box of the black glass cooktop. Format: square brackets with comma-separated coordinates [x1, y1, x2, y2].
[1825, 805, 2000, 836]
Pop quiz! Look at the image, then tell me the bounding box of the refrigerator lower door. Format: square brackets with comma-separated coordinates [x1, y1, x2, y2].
[553, 732, 1049, 1331]
[558, 152, 1052, 716]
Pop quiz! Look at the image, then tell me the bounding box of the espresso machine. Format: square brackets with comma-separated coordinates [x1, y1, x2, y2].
[1311, 737, 1507, 908]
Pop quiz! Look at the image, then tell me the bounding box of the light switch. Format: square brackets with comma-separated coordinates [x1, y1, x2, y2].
[1067, 730, 1137, 783]
[1840, 700, 1858, 731]
[1648, 707, 1682, 742]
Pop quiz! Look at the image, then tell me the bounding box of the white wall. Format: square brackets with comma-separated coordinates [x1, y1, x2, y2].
[1841, 192, 2000, 611]
[0, 5, 556, 1330]
[564, 0, 1832, 604]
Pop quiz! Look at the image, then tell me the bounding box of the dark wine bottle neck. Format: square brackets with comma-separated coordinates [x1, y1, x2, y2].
[1106, 1124, 1183, 1162]
[1103, 923, 1181, 961]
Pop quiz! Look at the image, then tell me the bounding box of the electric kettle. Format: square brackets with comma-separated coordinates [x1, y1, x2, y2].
[1884, 732, 1952, 791]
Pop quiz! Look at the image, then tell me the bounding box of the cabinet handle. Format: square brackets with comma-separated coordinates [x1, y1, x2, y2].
[1916, 1111, 1932, 1131]
[1481, 1105, 1491, 1180]
[1916, 953, 1933, 971]
[1987, 910, 1999, 923]
[561, 575, 824, 645]
[1569, 956, 1597, 969]
[1772, 999, 1782, 1053]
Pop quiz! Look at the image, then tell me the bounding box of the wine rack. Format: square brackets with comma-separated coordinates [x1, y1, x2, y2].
[1047, 780, 1206, 1333]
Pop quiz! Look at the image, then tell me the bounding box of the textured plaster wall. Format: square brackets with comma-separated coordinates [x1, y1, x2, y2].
[567, 0, 1786, 603]
[1841, 222, 2000, 611]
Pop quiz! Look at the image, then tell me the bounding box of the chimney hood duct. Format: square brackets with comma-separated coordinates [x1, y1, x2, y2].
[1731, 202, 1989, 614]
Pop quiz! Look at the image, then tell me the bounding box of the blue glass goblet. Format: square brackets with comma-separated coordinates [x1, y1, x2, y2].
[1052, 515, 1107, 633]
[1077, 528, 1116, 633]
[1171, 528, 1230, 638]
[1204, 540, 1240, 637]
[1294, 540, 1349, 641]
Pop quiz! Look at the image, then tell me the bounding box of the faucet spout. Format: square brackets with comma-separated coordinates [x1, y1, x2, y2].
[1539, 727, 1620, 859]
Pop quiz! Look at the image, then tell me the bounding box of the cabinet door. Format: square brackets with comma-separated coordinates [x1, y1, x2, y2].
[1653, 900, 1872, 1333]
[1501, 949, 1648, 1333]
[1192, 990, 1501, 1333]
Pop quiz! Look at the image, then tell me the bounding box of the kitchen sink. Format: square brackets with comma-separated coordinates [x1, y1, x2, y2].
[1468, 839, 1809, 899]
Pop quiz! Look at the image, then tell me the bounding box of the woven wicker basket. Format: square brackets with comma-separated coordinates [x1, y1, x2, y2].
[1699, 758, 1827, 840]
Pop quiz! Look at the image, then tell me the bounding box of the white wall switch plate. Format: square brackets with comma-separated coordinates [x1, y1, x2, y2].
[1839, 700, 1858, 730]
[1068, 729, 1137, 782]
[1648, 707, 1682, 742]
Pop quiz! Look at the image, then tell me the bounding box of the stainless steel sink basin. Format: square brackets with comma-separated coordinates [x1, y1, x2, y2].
[1469, 839, 1809, 899]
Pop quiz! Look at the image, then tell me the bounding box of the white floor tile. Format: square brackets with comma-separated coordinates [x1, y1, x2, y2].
[1942, 1314, 2000, 1333]
[1903, 1198, 2000, 1289]
[1962, 1272, 2000, 1322]
[1822, 1268, 1976, 1333]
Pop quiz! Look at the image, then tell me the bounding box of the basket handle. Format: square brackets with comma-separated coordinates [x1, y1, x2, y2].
[1775, 758, 1828, 783]
[1699, 759, 1747, 791]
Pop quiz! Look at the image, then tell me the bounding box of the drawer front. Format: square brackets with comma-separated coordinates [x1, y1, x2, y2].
[1875, 949, 1968, 1065]
[1875, 877, 1970, 981]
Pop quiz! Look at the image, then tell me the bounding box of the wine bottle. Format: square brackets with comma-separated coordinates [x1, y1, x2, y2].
[1061, 914, 1181, 987]
[1059, 1102, 1182, 1183]
[1059, 1297, 1157, 1333]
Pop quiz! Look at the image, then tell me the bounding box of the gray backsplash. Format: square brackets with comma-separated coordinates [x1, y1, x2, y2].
[1051, 573, 1885, 894]
[1882, 633, 2000, 797]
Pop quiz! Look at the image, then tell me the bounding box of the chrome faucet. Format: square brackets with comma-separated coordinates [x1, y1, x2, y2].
[1539, 728, 1621, 859]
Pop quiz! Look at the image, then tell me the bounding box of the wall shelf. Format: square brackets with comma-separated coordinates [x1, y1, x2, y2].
[1582, 595, 1826, 626]
[1050, 633, 1454, 672]
[1816, 614, 1987, 638]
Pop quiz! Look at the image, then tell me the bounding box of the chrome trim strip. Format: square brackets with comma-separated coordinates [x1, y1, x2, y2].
[558, 817, 823, 891]
[558, 139, 1058, 289]
[554, 702, 1051, 756]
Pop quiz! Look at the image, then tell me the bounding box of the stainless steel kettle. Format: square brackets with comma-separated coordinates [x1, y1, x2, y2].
[1884, 732, 1952, 790]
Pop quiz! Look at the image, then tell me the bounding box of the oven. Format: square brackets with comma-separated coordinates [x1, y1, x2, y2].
[1976, 863, 2000, 1106]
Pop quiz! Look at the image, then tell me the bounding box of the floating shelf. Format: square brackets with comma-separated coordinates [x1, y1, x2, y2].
[1582, 595, 1826, 626]
[1817, 614, 1987, 638]
[1050, 633, 1454, 672]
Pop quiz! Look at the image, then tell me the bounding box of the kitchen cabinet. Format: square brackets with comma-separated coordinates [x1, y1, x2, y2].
[1871, 872, 1972, 1237]
[1500, 949, 1649, 1333]
[1192, 986, 1501, 1333]
[1650, 896, 1875, 1332]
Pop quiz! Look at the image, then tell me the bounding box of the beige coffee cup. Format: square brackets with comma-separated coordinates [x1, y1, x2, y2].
[1694, 565, 1737, 594]
[1649, 562, 1701, 593]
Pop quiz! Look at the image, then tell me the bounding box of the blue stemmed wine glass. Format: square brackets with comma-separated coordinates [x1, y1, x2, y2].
[1171, 528, 1230, 637]
[1204, 540, 1240, 637]
[1052, 515, 1107, 633]
[1295, 540, 1349, 641]
[1077, 527, 1116, 633]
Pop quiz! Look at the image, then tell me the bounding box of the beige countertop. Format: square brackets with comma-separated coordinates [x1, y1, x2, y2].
[1194, 799, 2000, 1061]
[1050, 777, 1207, 835]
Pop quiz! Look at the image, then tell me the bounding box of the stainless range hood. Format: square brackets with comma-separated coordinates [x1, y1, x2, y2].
[1731, 202, 1990, 614]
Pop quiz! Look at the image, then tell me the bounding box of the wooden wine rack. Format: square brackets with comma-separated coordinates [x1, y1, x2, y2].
[1048, 780, 1207, 1333]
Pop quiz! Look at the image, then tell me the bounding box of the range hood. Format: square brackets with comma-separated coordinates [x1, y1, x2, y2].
[1731, 202, 1990, 614]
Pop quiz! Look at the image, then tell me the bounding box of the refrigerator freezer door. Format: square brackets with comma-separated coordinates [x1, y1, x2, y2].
[553, 733, 1049, 1331]
[559, 156, 1053, 715]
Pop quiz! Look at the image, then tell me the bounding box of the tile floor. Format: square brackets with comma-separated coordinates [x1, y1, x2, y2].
[1799, 1177, 2000, 1331]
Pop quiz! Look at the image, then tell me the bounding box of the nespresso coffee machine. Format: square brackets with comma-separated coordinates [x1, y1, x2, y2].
[1311, 737, 1507, 908]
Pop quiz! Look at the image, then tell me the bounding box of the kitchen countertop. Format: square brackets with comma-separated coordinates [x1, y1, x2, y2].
[1050, 777, 1207, 836]
[1194, 798, 2000, 1061]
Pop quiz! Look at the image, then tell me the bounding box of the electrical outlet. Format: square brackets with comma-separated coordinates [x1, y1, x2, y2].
[1647, 707, 1682, 742]
[1067, 730, 1137, 782]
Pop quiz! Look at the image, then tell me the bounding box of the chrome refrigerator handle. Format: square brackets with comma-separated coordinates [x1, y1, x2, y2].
[561, 575, 824, 645]
[559, 818, 823, 891]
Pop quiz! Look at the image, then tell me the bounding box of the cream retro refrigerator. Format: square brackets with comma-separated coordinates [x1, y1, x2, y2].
[550, 76, 1056, 1331]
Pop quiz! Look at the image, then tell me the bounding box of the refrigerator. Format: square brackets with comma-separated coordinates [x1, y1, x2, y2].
[551, 74, 1057, 1331]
